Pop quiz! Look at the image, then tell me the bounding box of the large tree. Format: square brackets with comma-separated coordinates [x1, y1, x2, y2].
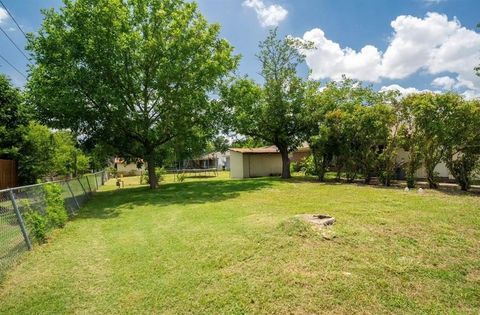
[0, 74, 28, 160]
[304, 78, 394, 183]
[439, 95, 480, 191]
[220, 29, 312, 179]
[28, 0, 238, 188]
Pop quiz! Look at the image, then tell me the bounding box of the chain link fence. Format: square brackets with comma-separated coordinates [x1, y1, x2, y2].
[0, 171, 107, 279]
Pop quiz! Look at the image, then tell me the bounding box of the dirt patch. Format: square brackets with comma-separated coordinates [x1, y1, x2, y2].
[297, 214, 337, 240]
[298, 214, 336, 227]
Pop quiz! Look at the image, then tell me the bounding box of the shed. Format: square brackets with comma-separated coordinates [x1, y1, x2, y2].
[229, 146, 282, 179]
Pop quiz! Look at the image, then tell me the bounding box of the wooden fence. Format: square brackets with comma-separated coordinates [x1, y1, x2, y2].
[0, 159, 17, 189]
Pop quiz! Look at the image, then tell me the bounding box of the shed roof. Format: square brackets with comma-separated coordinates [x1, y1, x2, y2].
[229, 146, 279, 154]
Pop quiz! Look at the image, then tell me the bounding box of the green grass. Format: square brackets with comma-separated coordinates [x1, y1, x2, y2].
[0, 173, 479, 314]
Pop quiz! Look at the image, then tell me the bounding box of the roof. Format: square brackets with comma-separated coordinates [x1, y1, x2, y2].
[229, 146, 280, 154]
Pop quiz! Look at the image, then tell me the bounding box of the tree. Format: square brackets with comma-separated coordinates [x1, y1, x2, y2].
[221, 29, 312, 179]
[303, 78, 393, 183]
[401, 93, 446, 188]
[0, 74, 28, 160]
[439, 96, 480, 191]
[398, 94, 426, 188]
[20, 122, 89, 182]
[28, 0, 238, 188]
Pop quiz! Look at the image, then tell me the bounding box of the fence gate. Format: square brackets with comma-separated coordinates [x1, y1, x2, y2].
[0, 160, 17, 190]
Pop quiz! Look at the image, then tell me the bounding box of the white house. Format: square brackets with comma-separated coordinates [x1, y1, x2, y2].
[112, 158, 146, 176]
[184, 151, 230, 170]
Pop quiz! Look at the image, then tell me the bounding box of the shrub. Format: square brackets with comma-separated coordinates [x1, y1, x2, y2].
[24, 209, 49, 243]
[23, 183, 68, 243]
[301, 155, 317, 176]
[290, 162, 297, 173]
[406, 176, 415, 189]
[141, 167, 166, 185]
[44, 183, 68, 228]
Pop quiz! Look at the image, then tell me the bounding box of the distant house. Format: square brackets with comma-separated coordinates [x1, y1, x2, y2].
[182, 151, 230, 170]
[395, 149, 452, 180]
[112, 157, 146, 176]
[290, 143, 311, 163]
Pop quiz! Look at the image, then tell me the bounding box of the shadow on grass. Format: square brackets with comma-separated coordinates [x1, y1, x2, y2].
[74, 179, 273, 220]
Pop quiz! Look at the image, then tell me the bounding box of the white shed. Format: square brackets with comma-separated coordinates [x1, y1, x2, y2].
[229, 146, 283, 179]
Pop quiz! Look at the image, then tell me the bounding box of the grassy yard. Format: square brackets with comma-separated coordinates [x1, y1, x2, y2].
[0, 173, 479, 314]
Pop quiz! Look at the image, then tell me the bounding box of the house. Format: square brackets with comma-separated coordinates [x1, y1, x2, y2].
[182, 151, 230, 170]
[290, 143, 311, 163]
[395, 149, 452, 180]
[112, 157, 146, 176]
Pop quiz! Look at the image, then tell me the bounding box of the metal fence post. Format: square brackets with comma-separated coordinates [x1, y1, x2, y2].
[77, 178, 87, 196]
[9, 189, 32, 251]
[94, 173, 99, 190]
[66, 180, 80, 210]
[86, 175, 92, 193]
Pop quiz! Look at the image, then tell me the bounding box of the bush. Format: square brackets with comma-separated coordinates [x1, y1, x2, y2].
[301, 155, 317, 176]
[24, 209, 49, 243]
[141, 167, 166, 185]
[406, 176, 415, 189]
[23, 183, 68, 243]
[44, 183, 68, 228]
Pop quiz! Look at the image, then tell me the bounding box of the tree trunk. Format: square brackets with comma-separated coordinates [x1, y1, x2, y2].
[279, 147, 291, 179]
[425, 167, 438, 189]
[146, 155, 157, 189]
[312, 152, 325, 181]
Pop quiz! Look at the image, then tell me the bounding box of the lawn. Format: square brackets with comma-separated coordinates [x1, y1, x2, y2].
[0, 173, 479, 314]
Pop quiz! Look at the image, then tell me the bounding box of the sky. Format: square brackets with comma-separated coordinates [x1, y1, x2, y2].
[0, 0, 479, 98]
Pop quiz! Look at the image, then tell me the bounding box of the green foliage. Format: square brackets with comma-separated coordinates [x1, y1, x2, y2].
[406, 176, 416, 189]
[141, 167, 166, 186]
[0, 74, 29, 161]
[438, 97, 480, 191]
[301, 155, 317, 176]
[398, 93, 480, 190]
[20, 122, 89, 182]
[231, 137, 268, 149]
[221, 29, 315, 179]
[44, 183, 68, 228]
[304, 78, 395, 184]
[28, 0, 238, 189]
[24, 183, 68, 243]
[24, 210, 49, 244]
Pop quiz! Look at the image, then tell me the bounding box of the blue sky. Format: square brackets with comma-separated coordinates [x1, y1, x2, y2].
[1, 0, 479, 97]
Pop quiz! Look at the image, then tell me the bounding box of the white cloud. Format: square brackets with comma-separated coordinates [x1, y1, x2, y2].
[432, 76, 456, 89]
[422, 0, 445, 4]
[380, 84, 433, 96]
[299, 12, 480, 94]
[243, 0, 288, 27]
[0, 8, 8, 24]
[302, 28, 382, 82]
[461, 89, 480, 100]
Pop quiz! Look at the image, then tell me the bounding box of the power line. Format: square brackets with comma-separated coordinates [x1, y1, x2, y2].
[0, 23, 29, 61]
[0, 0, 28, 40]
[0, 52, 27, 79]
